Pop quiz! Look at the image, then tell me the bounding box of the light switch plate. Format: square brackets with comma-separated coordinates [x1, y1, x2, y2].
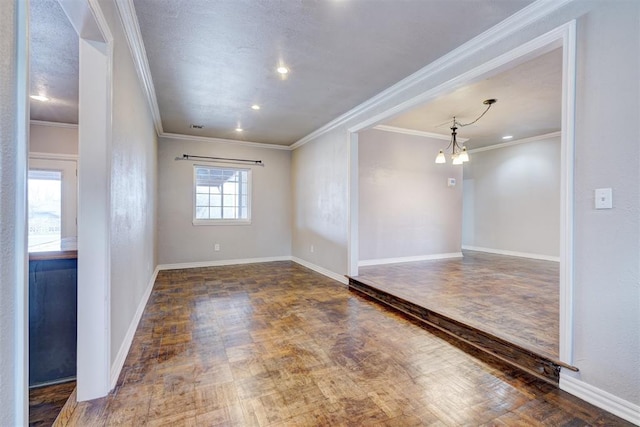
[594, 188, 612, 209]
[447, 178, 456, 187]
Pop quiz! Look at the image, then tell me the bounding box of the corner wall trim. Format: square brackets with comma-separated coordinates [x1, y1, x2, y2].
[290, 257, 349, 286]
[114, 0, 163, 135]
[29, 152, 78, 161]
[160, 132, 291, 151]
[359, 252, 463, 267]
[462, 246, 560, 262]
[110, 266, 159, 388]
[290, 0, 573, 149]
[30, 120, 78, 129]
[560, 373, 640, 425]
[468, 131, 561, 154]
[372, 125, 468, 143]
[157, 256, 292, 271]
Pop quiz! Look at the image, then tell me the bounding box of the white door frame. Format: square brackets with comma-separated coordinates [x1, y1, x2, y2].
[57, 0, 114, 400]
[347, 21, 577, 366]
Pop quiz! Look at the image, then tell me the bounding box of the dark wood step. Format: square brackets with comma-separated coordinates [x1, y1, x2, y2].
[348, 276, 577, 385]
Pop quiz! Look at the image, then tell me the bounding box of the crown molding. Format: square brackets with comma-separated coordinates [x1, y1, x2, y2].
[468, 131, 561, 154]
[291, 0, 574, 150]
[160, 132, 292, 151]
[29, 152, 79, 161]
[30, 120, 78, 129]
[373, 125, 469, 142]
[114, 0, 163, 135]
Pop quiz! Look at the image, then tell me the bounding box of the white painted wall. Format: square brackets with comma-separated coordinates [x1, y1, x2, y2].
[359, 129, 462, 261]
[291, 0, 639, 412]
[29, 122, 78, 155]
[97, 0, 158, 370]
[291, 129, 349, 274]
[0, 0, 28, 424]
[157, 137, 291, 265]
[569, 0, 639, 410]
[462, 135, 560, 258]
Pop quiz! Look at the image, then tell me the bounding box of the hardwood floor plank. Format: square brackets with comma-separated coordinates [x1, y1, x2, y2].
[354, 250, 560, 359]
[59, 261, 631, 426]
[29, 381, 76, 427]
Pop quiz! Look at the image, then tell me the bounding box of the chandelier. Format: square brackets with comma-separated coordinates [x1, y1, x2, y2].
[435, 99, 497, 165]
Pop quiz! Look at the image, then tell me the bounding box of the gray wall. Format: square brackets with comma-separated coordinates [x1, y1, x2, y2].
[572, 1, 639, 405]
[97, 0, 159, 367]
[462, 136, 560, 257]
[0, 1, 27, 424]
[291, 0, 639, 407]
[291, 129, 349, 273]
[29, 123, 78, 155]
[359, 129, 462, 261]
[157, 137, 291, 265]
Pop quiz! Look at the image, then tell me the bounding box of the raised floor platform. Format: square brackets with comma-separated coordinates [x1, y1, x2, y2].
[348, 250, 577, 384]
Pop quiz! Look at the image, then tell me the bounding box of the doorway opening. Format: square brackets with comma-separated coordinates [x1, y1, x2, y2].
[347, 22, 576, 372]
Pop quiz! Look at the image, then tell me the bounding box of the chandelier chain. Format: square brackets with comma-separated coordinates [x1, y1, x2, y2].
[454, 102, 494, 128]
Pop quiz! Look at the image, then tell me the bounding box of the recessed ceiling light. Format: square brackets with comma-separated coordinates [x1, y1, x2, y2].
[276, 66, 289, 75]
[235, 127, 243, 132]
[251, 104, 260, 110]
[30, 95, 49, 102]
[502, 135, 513, 140]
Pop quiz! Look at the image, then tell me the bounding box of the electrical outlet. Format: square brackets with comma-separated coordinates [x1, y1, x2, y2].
[214, 243, 220, 251]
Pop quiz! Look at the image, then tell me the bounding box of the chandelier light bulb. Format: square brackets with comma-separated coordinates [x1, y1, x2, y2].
[459, 147, 469, 162]
[435, 150, 446, 164]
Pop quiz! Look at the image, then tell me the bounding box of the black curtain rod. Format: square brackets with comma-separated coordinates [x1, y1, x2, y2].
[177, 154, 263, 165]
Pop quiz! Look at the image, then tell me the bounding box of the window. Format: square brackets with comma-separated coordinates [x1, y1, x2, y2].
[28, 158, 77, 248]
[194, 165, 251, 225]
[28, 170, 62, 246]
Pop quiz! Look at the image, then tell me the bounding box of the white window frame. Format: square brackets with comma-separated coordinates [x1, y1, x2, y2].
[192, 164, 252, 226]
[28, 157, 78, 244]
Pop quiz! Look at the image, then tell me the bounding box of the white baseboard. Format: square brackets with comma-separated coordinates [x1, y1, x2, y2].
[461, 245, 560, 262]
[359, 252, 463, 267]
[157, 256, 291, 271]
[110, 266, 159, 388]
[560, 372, 640, 425]
[290, 257, 348, 286]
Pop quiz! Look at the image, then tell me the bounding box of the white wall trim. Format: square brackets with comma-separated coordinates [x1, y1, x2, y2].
[462, 245, 560, 262]
[30, 120, 78, 129]
[359, 252, 463, 267]
[560, 373, 640, 425]
[160, 132, 291, 151]
[158, 256, 291, 271]
[157, 256, 348, 285]
[372, 125, 468, 142]
[14, 0, 30, 423]
[110, 266, 159, 388]
[114, 0, 163, 135]
[468, 131, 561, 154]
[291, 0, 573, 150]
[29, 152, 79, 161]
[291, 257, 349, 286]
[558, 19, 577, 366]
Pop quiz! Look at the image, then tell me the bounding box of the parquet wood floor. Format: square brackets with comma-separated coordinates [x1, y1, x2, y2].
[355, 251, 559, 360]
[29, 380, 76, 426]
[56, 261, 630, 426]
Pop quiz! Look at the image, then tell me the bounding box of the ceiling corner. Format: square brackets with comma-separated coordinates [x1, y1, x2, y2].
[114, 0, 163, 135]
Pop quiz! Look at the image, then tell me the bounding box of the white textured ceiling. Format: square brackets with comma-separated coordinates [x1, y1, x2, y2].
[133, 0, 534, 145]
[383, 48, 562, 149]
[29, 0, 549, 145]
[30, 0, 79, 124]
